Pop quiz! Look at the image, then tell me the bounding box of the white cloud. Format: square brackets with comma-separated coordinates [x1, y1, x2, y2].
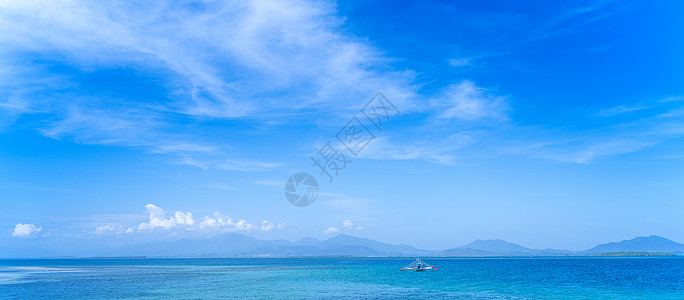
[260, 220, 285, 232]
[323, 226, 340, 234]
[198, 212, 253, 232]
[341, 219, 353, 229]
[95, 225, 133, 235]
[97, 204, 280, 235]
[11, 223, 42, 238]
[261, 221, 275, 232]
[340, 218, 363, 231]
[323, 218, 362, 234]
[138, 204, 195, 231]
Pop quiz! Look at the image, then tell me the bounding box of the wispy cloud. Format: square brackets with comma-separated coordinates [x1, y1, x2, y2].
[254, 179, 284, 187]
[203, 184, 236, 191]
[527, 0, 634, 41]
[448, 57, 473, 67]
[217, 159, 281, 172]
[524, 138, 659, 164]
[358, 136, 466, 165]
[432, 81, 508, 122]
[0, 0, 418, 118]
[39, 104, 162, 145]
[506, 98, 684, 163]
[153, 143, 217, 155]
[658, 96, 684, 103]
[0, 0, 514, 174]
[95, 225, 133, 235]
[319, 193, 372, 217]
[596, 104, 649, 116]
[658, 108, 684, 118]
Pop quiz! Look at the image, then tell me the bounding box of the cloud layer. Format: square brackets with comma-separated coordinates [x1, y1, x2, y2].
[0, 0, 417, 122]
[108, 203, 283, 235]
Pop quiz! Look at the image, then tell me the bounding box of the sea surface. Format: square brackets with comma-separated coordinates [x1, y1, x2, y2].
[1, 257, 683, 299]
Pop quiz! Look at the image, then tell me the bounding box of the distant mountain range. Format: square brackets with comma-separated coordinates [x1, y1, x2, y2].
[438, 239, 573, 256]
[2, 234, 683, 258]
[583, 235, 684, 254]
[114, 234, 433, 258]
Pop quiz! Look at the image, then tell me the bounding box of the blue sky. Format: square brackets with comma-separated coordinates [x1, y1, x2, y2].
[1, 0, 683, 251]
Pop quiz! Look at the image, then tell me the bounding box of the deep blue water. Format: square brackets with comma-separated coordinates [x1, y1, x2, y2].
[1, 257, 683, 299]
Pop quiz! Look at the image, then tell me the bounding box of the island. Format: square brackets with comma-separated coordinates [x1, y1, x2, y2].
[595, 252, 677, 257]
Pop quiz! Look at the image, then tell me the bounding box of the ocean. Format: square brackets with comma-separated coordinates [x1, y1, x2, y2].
[1, 257, 682, 299]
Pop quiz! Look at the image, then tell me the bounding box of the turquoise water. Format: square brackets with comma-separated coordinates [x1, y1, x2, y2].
[1, 257, 683, 299]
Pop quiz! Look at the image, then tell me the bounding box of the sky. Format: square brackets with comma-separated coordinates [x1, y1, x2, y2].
[0, 0, 683, 252]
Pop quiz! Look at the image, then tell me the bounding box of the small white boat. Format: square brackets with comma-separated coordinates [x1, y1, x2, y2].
[400, 258, 438, 272]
